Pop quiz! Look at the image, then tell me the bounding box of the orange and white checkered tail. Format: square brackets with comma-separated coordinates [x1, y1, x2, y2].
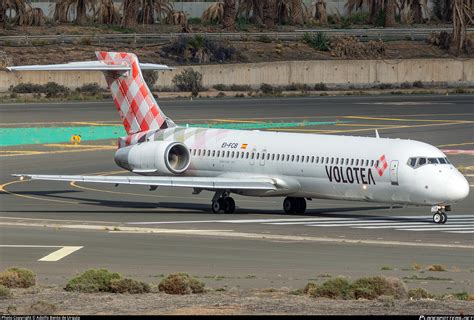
[96, 51, 175, 134]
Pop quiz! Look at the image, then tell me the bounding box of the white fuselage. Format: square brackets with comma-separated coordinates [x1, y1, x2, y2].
[119, 127, 470, 207]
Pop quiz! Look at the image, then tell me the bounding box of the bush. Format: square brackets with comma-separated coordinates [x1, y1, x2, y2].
[109, 278, 150, 294]
[65, 269, 122, 293]
[428, 264, 446, 272]
[10, 83, 44, 93]
[0, 267, 36, 288]
[351, 276, 407, 300]
[413, 80, 424, 88]
[260, 83, 282, 95]
[315, 277, 352, 299]
[29, 301, 57, 314]
[213, 84, 228, 91]
[142, 70, 159, 89]
[172, 69, 203, 97]
[408, 288, 432, 300]
[400, 82, 413, 89]
[212, 84, 251, 91]
[284, 83, 311, 92]
[454, 291, 469, 300]
[76, 83, 102, 95]
[303, 282, 318, 296]
[43, 82, 70, 98]
[258, 35, 272, 43]
[158, 273, 205, 295]
[303, 32, 330, 51]
[0, 285, 12, 299]
[314, 82, 328, 91]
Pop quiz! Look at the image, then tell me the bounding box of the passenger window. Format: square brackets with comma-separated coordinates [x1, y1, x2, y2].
[251, 153, 255, 159]
[311, 156, 314, 163]
[335, 158, 339, 165]
[351, 159, 354, 166]
[370, 160, 374, 167]
[246, 152, 249, 159]
[316, 157, 319, 164]
[418, 158, 427, 166]
[290, 155, 294, 162]
[355, 159, 359, 166]
[438, 158, 446, 164]
[296, 155, 299, 162]
[231, 151, 235, 158]
[267, 153, 270, 160]
[331, 158, 334, 164]
[257, 153, 260, 160]
[241, 152, 245, 159]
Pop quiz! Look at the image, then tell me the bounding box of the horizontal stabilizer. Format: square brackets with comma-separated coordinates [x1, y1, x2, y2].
[7, 61, 173, 72]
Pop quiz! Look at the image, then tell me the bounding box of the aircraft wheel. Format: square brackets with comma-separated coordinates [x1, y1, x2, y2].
[296, 198, 307, 214]
[224, 197, 235, 214]
[212, 198, 227, 214]
[433, 212, 442, 224]
[283, 197, 296, 214]
[440, 212, 447, 224]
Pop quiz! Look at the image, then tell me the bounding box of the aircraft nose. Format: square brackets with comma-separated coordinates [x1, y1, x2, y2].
[446, 172, 470, 202]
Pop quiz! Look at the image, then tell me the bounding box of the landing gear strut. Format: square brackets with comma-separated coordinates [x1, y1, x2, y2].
[431, 205, 448, 224]
[283, 197, 306, 214]
[211, 191, 235, 214]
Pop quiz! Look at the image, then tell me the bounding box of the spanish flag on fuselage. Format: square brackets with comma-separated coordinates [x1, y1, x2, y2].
[241, 143, 248, 149]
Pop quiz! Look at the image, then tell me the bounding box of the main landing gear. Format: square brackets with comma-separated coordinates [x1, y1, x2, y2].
[431, 205, 450, 224]
[211, 191, 235, 214]
[283, 197, 307, 214]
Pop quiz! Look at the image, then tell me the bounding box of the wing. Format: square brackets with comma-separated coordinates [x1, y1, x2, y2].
[12, 174, 278, 191]
[7, 61, 173, 72]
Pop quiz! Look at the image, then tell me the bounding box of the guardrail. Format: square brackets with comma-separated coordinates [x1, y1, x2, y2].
[1, 28, 472, 46]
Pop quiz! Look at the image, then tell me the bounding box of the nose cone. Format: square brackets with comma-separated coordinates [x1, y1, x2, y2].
[446, 171, 470, 202]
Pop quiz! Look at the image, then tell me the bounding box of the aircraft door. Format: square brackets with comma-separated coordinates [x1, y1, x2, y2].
[260, 149, 267, 166]
[390, 160, 399, 185]
[249, 147, 256, 165]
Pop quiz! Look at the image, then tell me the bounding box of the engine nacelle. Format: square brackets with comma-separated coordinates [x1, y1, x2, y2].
[114, 141, 190, 175]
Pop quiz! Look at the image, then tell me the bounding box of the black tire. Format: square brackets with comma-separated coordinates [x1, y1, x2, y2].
[433, 212, 442, 224]
[224, 197, 236, 213]
[283, 197, 296, 214]
[212, 200, 222, 213]
[296, 198, 307, 214]
[440, 212, 447, 224]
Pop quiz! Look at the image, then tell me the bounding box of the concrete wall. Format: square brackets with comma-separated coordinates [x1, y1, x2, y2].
[1, 59, 472, 92]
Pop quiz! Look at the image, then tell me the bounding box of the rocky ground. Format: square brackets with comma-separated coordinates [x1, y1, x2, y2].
[1, 286, 473, 315]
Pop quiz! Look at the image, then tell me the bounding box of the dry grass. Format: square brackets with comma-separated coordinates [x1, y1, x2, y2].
[427, 265, 446, 272]
[158, 273, 205, 295]
[0, 267, 36, 289]
[28, 300, 57, 315]
[0, 284, 12, 299]
[408, 288, 433, 300]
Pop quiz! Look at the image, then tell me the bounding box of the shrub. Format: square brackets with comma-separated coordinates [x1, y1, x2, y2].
[29, 301, 57, 314]
[158, 273, 205, 295]
[172, 69, 203, 97]
[376, 83, 393, 90]
[351, 276, 407, 300]
[260, 83, 282, 95]
[76, 83, 102, 95]
[303, 282, 317, 296]
[10, 83, 44, 94]
[213, 84, 227, 91]
[65, 269, 121, 293]
[284, 83, 311, 92]
[428, 264, 446, 272]
[454, 291, 469, 300]
[229, 84, 251, 91]
[0, 284, 12, 299]
[0, 267, 36, 288]
[303, 32, 330, 51]
[413, 80, 424, 88]
[400, 82, 413, 89]
[143, 70, 159, 89]
[43, 82, 70, 98]
[315, 277, 352, 299]
[314, 82, 328, 91]
[109, 278, 150, 294]
[408, 288, 432, 300]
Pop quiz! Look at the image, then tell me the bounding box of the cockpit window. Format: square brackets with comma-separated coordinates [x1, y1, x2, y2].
[408, 156, 450, 169]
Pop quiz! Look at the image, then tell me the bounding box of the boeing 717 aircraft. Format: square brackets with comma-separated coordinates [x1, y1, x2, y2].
[8, 52, 469, 224]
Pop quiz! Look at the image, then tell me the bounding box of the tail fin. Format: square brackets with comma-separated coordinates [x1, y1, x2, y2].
[7, 51, 175, 135]
[96, 52, 175, 134]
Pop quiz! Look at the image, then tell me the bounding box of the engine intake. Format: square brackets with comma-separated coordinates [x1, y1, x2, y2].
[114, 141, 190, 175]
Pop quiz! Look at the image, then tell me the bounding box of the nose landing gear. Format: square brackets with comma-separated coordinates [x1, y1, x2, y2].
[431, 206, 448, 224]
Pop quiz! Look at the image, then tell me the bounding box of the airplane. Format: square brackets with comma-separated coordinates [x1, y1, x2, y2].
[8, 51, 469, 224]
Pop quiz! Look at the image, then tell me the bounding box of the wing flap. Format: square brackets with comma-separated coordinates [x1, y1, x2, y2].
[12, 174, 277, 191]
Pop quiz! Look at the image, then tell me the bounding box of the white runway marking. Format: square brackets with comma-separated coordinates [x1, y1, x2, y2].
[0, 245, 83, 262]
[128, 215, 474, 234]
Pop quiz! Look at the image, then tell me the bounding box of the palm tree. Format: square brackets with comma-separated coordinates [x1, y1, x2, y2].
[223, 0, 236, 29]
[451, 0, 473, 55]
[263, 0, 277, 28]
[93, 0, 120, 25]
[121, 0, 140, 27]
[385, 0, 396, 26]
[53, 0, 95, 25]
[2, 0, 27, 27]
[202, 2, 224, 23]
